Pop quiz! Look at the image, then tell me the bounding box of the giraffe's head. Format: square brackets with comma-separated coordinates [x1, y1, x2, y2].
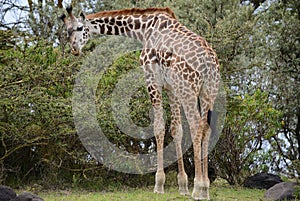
[60, 6, 89, 56]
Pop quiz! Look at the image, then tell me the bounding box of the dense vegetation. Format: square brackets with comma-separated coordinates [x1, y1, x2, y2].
[0, 0, 299, 189]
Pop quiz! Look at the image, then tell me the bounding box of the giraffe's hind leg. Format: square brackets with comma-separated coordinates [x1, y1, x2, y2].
[191, 117, 211, 201]
[192, 117, 211, 200]
[180, 93, 210, 200]
[196, 122, 212, 200]
[193, 88, 217, 200]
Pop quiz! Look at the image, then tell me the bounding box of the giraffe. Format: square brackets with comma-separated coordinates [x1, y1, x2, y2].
[60, 6, 220, 200]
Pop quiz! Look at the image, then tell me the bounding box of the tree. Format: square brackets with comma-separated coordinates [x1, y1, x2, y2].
[253, 0, 300, 176]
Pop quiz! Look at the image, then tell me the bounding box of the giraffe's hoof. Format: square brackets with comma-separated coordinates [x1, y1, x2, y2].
[192, 182, 210, 200]
[179, 188, 189, 196]
[191, 194, 210, 200]
[192, 187, 210, 200]
[154, 171, 165, 194]
[178, 172, 189, 195]
[154, 186, 164, 194]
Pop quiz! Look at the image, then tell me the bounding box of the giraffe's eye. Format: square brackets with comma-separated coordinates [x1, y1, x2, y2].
[77, 26, 83, 31]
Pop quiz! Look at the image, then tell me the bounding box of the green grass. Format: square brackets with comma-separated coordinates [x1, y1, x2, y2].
[39, 186, 269, 201]
[26, 178, 300, 201]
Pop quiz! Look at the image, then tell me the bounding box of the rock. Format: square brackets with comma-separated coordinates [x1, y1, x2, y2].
[265, 182, 298, 201]
[11, 192, 44, 201]
[0, 185, 17, 201]
[244, 172, 282, 189]
[208, 166, 217, 183]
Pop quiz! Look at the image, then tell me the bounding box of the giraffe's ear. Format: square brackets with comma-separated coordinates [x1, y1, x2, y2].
[79, 11, 86, 21]
[66, 5, 77, 22]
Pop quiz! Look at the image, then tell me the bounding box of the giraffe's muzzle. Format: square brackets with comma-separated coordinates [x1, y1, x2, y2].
[71, 48, 80, 56]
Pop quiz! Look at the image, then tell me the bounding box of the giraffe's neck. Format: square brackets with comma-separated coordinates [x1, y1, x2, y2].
[85, 13, 168, 43]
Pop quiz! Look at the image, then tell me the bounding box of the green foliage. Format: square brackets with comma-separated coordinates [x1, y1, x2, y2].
[212, 89, 282, 185]
[95, 50, 174, 169]
[96, 51, 147, 148]
[0, 37, 83, 186]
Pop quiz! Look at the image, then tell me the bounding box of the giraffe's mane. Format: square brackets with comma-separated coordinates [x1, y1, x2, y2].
[86, 7, 177, 19]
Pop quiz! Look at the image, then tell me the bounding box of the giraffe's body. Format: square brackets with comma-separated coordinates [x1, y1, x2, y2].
[61, 7, 220, 200]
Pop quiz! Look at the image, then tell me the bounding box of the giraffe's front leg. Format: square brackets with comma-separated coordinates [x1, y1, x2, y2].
[154, 169, 165, 194]
[145, 81, 165, 194]
[141, 54, 166, 194]
[152, 105, 166, 194]
[153, 103, 166, 194]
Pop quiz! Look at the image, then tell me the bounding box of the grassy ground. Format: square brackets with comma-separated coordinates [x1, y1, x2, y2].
[38, 186, 269, 201]
[24, 178, 300, 201]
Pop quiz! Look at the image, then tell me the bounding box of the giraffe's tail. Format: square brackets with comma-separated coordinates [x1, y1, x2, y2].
[207, 109, 218, 140]
[197, 97, 218, 138]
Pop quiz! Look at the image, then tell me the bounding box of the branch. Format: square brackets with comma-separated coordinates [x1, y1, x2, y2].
[0, 79, 25, 89]
[0, 142, 48, 161]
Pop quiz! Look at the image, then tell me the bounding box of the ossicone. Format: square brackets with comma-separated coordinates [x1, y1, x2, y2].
[65, 5, 76, 22]
[66, 6, 73, 14]
[59, 14, 66, 21]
